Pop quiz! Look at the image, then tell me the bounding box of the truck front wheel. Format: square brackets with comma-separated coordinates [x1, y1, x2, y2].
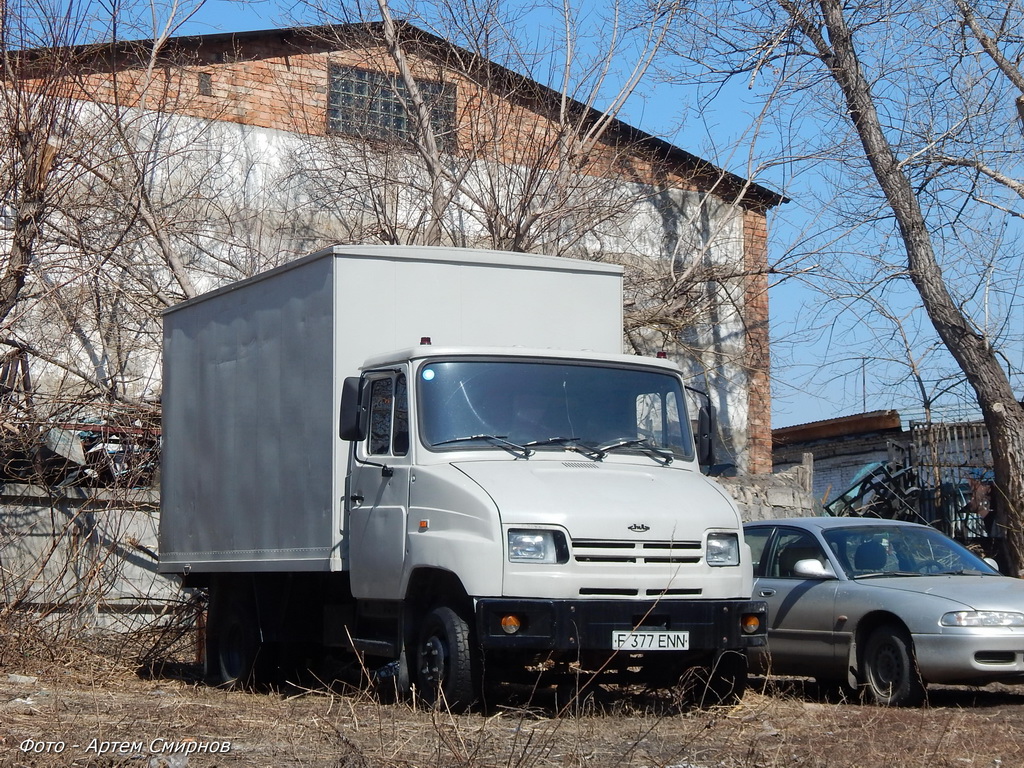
[415, 606, 478, 711]
[680, 650, 748, 707]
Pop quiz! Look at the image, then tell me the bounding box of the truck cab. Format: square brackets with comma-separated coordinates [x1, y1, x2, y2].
[341, 346, 765, 707]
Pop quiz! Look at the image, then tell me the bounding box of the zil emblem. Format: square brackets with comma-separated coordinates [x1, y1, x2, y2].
[628, 523, 650, 533]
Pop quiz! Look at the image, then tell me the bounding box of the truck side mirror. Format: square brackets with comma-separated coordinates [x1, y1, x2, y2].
[697, 405, 715, 468]
[339, 376, 366, 441]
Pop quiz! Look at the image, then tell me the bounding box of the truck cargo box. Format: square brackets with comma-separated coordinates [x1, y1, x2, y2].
[159, 246, 623, 573]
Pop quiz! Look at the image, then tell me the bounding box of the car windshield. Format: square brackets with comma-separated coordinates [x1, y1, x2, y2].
[418, 359, 693, 459]
[822, 524, 998, 578]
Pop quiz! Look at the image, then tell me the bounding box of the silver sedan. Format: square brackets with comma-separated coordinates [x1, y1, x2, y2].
[744, 517, 1024, 705]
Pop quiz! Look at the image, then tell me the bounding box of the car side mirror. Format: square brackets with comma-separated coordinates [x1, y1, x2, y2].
[793, 559, 836, 579]
[983, 557, 1000, 572]
[339, 376, 366, 441]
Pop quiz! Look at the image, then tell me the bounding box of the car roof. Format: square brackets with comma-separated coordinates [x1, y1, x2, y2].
[744, 516, 927, 531]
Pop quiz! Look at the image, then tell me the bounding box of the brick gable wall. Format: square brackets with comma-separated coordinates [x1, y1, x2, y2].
[743, 209, 772, 473]
[17, 28, 778, 469]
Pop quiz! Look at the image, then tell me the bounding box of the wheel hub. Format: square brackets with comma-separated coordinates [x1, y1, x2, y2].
[420, 636, 446, 682]
[874, 642, 901, 687]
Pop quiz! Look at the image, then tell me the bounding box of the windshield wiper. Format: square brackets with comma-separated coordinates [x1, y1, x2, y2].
[596, 437, 674, 465]
[433, 434, 534, 459]
[854, 571, 926, 579]
[523, 436, 579, 448]
[523, 436, 605, 460]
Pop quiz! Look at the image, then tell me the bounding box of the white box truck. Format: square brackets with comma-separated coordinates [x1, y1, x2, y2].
[159, 245, 766, 708]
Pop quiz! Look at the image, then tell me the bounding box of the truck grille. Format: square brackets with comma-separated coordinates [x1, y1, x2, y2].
[578, 587, 703, 597]
[571, 539, 702, 565]
[570, 539, 705, 598]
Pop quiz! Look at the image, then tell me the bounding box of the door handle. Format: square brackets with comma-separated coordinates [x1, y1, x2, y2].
[349, 494, 364, 505]
[759, 589, 776, 597]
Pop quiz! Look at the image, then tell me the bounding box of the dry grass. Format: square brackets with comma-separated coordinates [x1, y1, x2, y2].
[1, 620, 1022, 768]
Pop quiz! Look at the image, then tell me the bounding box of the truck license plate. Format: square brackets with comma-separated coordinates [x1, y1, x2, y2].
[611, 630, 690, 651]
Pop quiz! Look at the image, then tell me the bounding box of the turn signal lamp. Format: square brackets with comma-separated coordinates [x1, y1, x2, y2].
[741, 614, 762, 634]
[500, 615, 522, 634]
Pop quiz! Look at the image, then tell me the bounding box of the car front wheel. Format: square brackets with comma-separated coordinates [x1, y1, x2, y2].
[861, 624, 925, 706]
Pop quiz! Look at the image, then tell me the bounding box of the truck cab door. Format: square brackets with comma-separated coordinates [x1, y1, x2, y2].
[347, 371, 410, 600]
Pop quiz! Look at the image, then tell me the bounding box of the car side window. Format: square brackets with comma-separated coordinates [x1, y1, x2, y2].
[745, 527, 773, 578]
[768, 529, 828, 579]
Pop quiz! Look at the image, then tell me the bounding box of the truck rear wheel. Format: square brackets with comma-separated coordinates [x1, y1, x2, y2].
[206, 579, 265, 690]
[415, 606, 478, 711]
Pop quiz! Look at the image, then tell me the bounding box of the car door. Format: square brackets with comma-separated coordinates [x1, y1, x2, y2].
[347, 370, 411, 600]
[747, 525, 842, 678]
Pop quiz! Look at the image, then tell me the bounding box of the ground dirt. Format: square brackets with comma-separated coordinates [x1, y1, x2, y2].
[1, 624, 1022, 768]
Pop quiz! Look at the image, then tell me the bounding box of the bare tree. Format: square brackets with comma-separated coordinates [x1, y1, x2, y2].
[0, 1, 88, 328]
[0, 2, 192, 638]
[282, 3, 787, 467]
[666, 1, 1024, 570]
[9, 0, 786, 473]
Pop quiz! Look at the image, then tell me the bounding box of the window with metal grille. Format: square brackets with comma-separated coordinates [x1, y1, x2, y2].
[198, 71, 213, 96]
[327, 65, 456, 149]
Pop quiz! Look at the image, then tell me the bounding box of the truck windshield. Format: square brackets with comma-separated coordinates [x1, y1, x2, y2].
[418, 359, 694, 460]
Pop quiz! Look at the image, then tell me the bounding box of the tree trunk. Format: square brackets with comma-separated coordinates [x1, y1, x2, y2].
[800, 0, 1024, 573]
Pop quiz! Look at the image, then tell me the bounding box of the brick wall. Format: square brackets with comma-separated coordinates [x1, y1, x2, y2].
[54, 34, 659, 183]
[743, 209, 772, 473]
[16, 26, 782, 469]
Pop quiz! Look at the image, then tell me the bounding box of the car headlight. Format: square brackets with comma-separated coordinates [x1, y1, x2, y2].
[507, 529, 568, 564]
[706, 532, 740, 567]
[941, 611, 1024, 627]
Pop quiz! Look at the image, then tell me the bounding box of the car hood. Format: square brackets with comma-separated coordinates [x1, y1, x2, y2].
[851, 573, 1024, 611]
[452, 458, 740, 540]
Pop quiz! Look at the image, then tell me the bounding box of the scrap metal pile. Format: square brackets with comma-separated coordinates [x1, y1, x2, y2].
[825, 457, 1001, 567]
[0, 346, 159, 489]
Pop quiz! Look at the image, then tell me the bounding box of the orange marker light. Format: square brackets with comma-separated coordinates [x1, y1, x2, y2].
[500, 615, 522, 634]
[741, 614, 762, 634]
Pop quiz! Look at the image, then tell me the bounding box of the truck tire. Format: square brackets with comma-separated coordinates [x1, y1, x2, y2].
[415, 606, 478, 711]
[206, 580, 264, 690]
[861, 624, 925, 706]
[683, 650, 748, 707]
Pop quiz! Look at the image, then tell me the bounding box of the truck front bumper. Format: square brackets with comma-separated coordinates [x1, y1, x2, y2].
[475, 598, 767, 653]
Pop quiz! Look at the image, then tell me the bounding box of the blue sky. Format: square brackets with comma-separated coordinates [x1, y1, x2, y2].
[167, 2, 1022, 430]
[176, 0, 282, 34]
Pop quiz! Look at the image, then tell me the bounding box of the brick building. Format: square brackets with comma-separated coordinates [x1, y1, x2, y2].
[11, 22, 783, 471]
[773, 411, 906, 503]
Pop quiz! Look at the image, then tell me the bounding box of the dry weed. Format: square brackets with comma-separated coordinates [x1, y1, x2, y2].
[1, 619, 1022, 767]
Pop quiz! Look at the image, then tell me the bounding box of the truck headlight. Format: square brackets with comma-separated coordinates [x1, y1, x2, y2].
[507, 530, 568, 564]
[941, 611, 1024, 627]
[706, 532, 740, 567]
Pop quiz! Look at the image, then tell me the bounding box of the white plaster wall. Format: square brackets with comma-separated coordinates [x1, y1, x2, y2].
[10, 102, 754, 465]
